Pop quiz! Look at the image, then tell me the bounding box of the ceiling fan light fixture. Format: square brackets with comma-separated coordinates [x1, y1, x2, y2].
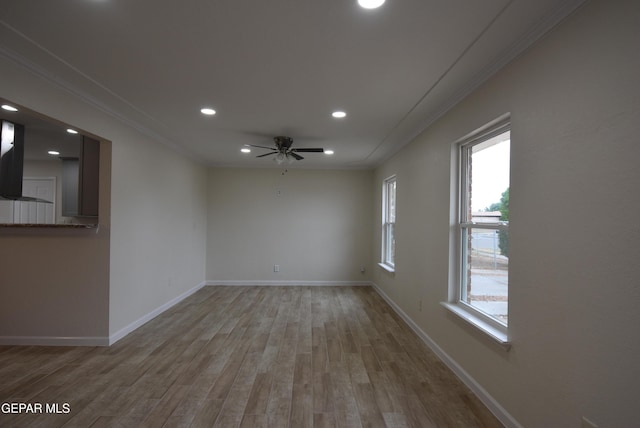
[200, 107, 216, 115]
[358, 0, 385, 9]
[274, 152, 287, 165]
[324, 149, 334, 155]
[240, 147, 251, 153]
[332, 111, 347, 118]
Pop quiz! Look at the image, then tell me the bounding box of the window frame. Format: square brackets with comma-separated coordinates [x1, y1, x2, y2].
[380, 175, 396, 272]
[442, 116, 511, 349]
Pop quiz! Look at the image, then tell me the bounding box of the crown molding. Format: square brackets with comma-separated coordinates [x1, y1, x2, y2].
[377, 0, 588, 167]
[0, 23, 194, 158]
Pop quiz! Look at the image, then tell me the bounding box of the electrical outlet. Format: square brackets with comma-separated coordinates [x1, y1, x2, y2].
[274, 264, 279, 273]
[581, 417, 598, 428]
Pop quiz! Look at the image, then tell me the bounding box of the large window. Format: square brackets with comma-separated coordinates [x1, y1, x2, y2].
[381, 175, 396, 271]
[446, 117, 510, 344]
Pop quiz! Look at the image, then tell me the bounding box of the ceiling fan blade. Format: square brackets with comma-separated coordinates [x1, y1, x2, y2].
[289, 151, 304, 160]
[256, 151, 277, 158]
[247, 144, 277, 150]
[292, 148, 324, 153]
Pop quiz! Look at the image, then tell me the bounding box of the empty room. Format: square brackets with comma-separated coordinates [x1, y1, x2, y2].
[1, 0, 638, 427]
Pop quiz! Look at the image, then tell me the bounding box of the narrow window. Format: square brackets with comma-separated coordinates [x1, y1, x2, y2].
[459, 124, 510, 328]
[381, 175, 396, 271]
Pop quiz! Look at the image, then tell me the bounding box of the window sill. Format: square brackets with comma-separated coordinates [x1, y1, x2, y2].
[440, 302, 511, 350]
[378, 262, 395, 273]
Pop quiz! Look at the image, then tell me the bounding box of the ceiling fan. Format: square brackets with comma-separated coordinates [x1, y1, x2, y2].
[246, 136, 325, 164]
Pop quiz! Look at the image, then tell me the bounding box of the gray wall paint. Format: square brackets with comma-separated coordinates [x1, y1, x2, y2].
[108, 134, 208, 336]
[0, 50, 208, 341]
[206, 168, 373, 283]
[1, 1, 638, 426]
[373, 1, 640, 426]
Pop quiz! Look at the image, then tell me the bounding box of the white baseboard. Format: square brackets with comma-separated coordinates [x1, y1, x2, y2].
[206, 280, 373, 287]
[1, 281, 208, 347]
[0, 336, 109, 347]
[108, 280, 207, 345]
[1, 280, 370, 347]
[370, 282, 522, 428]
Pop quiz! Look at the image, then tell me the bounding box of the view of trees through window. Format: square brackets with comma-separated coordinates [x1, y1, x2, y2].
[486, 187, 509, 256]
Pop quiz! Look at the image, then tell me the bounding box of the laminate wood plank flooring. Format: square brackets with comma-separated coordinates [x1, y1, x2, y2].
[0, 286, 503, 427]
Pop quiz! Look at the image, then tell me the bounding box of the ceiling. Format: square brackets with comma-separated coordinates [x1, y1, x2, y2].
[0, 0, 584, 169]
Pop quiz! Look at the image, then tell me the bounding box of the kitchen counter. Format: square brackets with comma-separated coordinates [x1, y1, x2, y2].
[0, 223, 100, 235]
[0, 223, 97, 228]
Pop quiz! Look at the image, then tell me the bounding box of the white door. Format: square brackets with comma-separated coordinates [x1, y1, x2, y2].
[13, 177, 56, 224]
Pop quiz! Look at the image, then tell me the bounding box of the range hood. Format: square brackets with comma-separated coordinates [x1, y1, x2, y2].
[0, 119, 53, 203]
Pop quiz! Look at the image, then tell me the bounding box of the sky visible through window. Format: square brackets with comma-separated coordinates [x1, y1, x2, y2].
[471, 133, 510, 212]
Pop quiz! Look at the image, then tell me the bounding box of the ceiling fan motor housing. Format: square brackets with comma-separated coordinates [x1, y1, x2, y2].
[274, 136, 293, 151]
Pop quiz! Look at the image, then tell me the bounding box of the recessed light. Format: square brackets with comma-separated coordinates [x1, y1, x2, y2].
[324, 149, 335, 155]
[358, 0, 385, 9]
[241, 147, 251, 153]
[1, 104, 18, 112]
[66, 128, 78, 134]
[200, 108, 216, 115]
[48, 150, 60, 156]
[332, 111, 347, 118]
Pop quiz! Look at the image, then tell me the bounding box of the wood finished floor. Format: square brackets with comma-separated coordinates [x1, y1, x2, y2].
[0, 286, 503, 428]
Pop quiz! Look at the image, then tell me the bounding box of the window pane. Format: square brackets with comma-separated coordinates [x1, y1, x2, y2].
[382, 176, 396, 268]
[386, 222, 395, 265]
[462, 228, 509, 324]
[460, 128, 510, 326]
[388, 180, 396, 222]
[467, 132, 510, 217]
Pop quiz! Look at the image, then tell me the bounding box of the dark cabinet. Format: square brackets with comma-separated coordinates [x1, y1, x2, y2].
[78, 136, 99, 217]
[61, 158, 79, 216]
[61, 136, 99, 217]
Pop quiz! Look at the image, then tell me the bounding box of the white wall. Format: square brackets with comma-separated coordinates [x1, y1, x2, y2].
[373, 1, 640, 426]
[109, 134, 207, 336]
[207, 168, 373, 284]
[2, 1, 638, 424]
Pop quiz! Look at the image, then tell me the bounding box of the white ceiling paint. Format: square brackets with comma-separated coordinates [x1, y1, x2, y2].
[0, 0, 585, 168]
